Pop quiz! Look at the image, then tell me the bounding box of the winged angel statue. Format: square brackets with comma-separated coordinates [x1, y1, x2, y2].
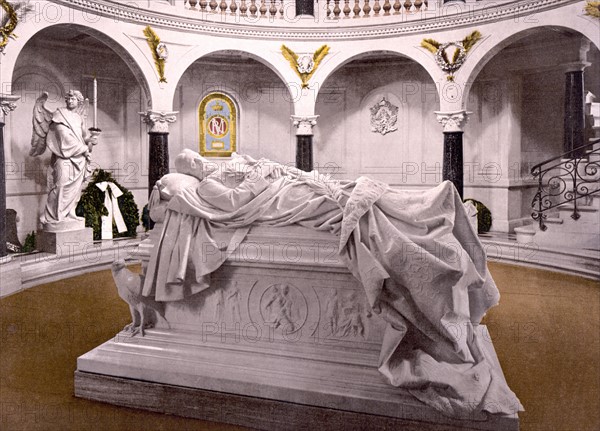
[30, 91, 99, 230]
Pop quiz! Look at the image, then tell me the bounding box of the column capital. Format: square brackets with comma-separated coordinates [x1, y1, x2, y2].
[0, 94, 20, 123]
[434, 110, 472, 133]
[139, 110, 178, 133]
[562, 61, 592, 74]
[291, 115, 319, 136]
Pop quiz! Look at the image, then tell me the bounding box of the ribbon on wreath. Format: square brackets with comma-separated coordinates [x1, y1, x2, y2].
[96, 182, 128, 239]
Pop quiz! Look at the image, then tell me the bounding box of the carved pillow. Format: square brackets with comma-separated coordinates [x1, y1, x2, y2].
[156, 173, 200, 201]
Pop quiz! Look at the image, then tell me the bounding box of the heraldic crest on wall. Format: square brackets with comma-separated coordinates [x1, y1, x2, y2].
[281, 44, 330, 89]
[199, 92, 237, 157]
[421, 30, 482, 81]
[370, 97, 398, 135]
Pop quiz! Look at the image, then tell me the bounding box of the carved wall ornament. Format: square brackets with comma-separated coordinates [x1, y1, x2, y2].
[0, 0, 33, 54]
[421, 30, 482, 81]
[281, 44, 329, 88]
[143, 26, 168, 83]
[139, 110, 178, 133]
[584, 1, 600, 18]
[370, 97, 399, 135]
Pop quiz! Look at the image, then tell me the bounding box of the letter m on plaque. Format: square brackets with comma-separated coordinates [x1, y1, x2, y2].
[199, 93, 237, 157]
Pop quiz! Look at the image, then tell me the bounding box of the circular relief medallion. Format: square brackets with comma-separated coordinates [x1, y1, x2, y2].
[259, 283, 308, 334]
[207, 115, 229, 139]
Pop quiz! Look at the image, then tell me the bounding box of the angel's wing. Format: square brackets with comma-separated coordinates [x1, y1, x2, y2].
[76, 97, 89, 119]
[29, 92, 53, 157]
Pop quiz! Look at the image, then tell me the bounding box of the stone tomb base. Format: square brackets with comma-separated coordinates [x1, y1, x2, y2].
[38, 227, 93, 255]
[75, 225, 519, 430]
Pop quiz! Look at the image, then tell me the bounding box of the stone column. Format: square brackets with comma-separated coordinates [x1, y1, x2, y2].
[563, 62, 590, 157]
[140, 111, 178, 196]
[291, 115, 318, 172]
[0, 95, 20, 258]
[435, 110, 471, 199]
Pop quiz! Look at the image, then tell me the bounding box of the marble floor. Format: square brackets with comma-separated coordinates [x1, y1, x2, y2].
[0, 262, 598, 430]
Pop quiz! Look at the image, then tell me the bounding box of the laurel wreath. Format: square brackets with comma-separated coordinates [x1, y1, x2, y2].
[421, 30, 482, 81]
[584, 1, 600, 18]
[143, 26, 167, 83]
[281, 44, 330, 89]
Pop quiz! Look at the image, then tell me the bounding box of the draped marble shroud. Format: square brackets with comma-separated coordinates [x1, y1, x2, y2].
[142, 172, 522, 419]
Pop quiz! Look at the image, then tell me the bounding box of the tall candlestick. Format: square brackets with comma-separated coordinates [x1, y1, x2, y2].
[93, 74, 98, 129]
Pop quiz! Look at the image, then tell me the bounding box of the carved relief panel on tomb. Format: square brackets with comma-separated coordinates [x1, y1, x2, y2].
[322, 288, 372, 340]
[199, 92, 237, 157]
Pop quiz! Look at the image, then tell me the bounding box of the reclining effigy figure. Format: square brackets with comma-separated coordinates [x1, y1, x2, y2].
[141, 149, 522, 420]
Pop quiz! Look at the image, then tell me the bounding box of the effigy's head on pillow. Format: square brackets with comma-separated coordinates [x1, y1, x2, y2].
[174, 149, 218, 180]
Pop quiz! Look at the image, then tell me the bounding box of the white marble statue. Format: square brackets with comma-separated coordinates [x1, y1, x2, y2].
[140, 149, 522, 420]
[30, 91, 99, 231]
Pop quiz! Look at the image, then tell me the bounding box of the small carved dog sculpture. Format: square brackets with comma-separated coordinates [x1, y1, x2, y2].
[111, 259, 167, 336]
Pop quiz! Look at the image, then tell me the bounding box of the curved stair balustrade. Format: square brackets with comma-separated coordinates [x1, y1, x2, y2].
[531, 138, 600, 231]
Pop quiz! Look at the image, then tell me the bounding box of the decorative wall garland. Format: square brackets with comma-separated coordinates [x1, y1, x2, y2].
[143, 26, 168, 83]
[281, 44, 329, 88]
[421, 30, 482, 81]
[0, 0, 33, 54]
[584, 1, 600, 18]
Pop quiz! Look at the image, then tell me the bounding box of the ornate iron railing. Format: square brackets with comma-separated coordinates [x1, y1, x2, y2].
[531, 138, 600, 230]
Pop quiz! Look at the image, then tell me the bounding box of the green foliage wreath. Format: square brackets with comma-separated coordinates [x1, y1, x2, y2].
[76, 169, 140, 240]
[464, 198, 493, 234]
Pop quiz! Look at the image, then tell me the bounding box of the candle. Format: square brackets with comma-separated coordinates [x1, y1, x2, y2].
[93, 74, 97, 129]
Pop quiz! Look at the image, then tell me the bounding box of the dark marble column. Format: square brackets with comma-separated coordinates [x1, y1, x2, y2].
[295, 0, 314, 16]
[140, 111, 178, 197]
[443, 131, 464, 199]
[296, 135, 313, 172]
[564, 67, 587, 157]
[435, 110, 471, 199]
[0, 96, 19, 258]
[292, 115, 318, 172]
[148, 132, 170, 196]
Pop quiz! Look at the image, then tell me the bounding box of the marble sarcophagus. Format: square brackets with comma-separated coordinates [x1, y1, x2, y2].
[75, 223, 519, 430]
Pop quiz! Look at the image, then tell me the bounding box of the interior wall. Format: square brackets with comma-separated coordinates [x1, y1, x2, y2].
[315, 60, 440, 186]
[6, 37, 146, 243]
[172, 59, 295, 165]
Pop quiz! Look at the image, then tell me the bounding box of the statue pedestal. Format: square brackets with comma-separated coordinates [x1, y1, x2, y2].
[38, 228, 94, 255]
[0, 256, 22, 298]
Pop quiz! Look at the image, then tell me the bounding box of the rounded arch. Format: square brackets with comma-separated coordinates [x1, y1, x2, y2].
[171, 46, 299, 104]
[5, 21, 154, 107]
[461, 24, 600, 108]
[312, 47, 442, 108]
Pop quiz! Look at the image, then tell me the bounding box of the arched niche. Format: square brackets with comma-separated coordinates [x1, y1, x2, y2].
[7, 24, 150, 241]
[315, 52, 440, 184]
[172, 51, 296, 163]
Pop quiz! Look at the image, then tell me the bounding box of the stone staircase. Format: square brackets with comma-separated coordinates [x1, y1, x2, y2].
[515, 141, 600, 251]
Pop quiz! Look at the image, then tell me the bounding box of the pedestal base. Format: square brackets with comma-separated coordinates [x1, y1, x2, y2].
[38, 228, 94, 255]
[0, 256, 22, 298]
[75, 326, 518, 431]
